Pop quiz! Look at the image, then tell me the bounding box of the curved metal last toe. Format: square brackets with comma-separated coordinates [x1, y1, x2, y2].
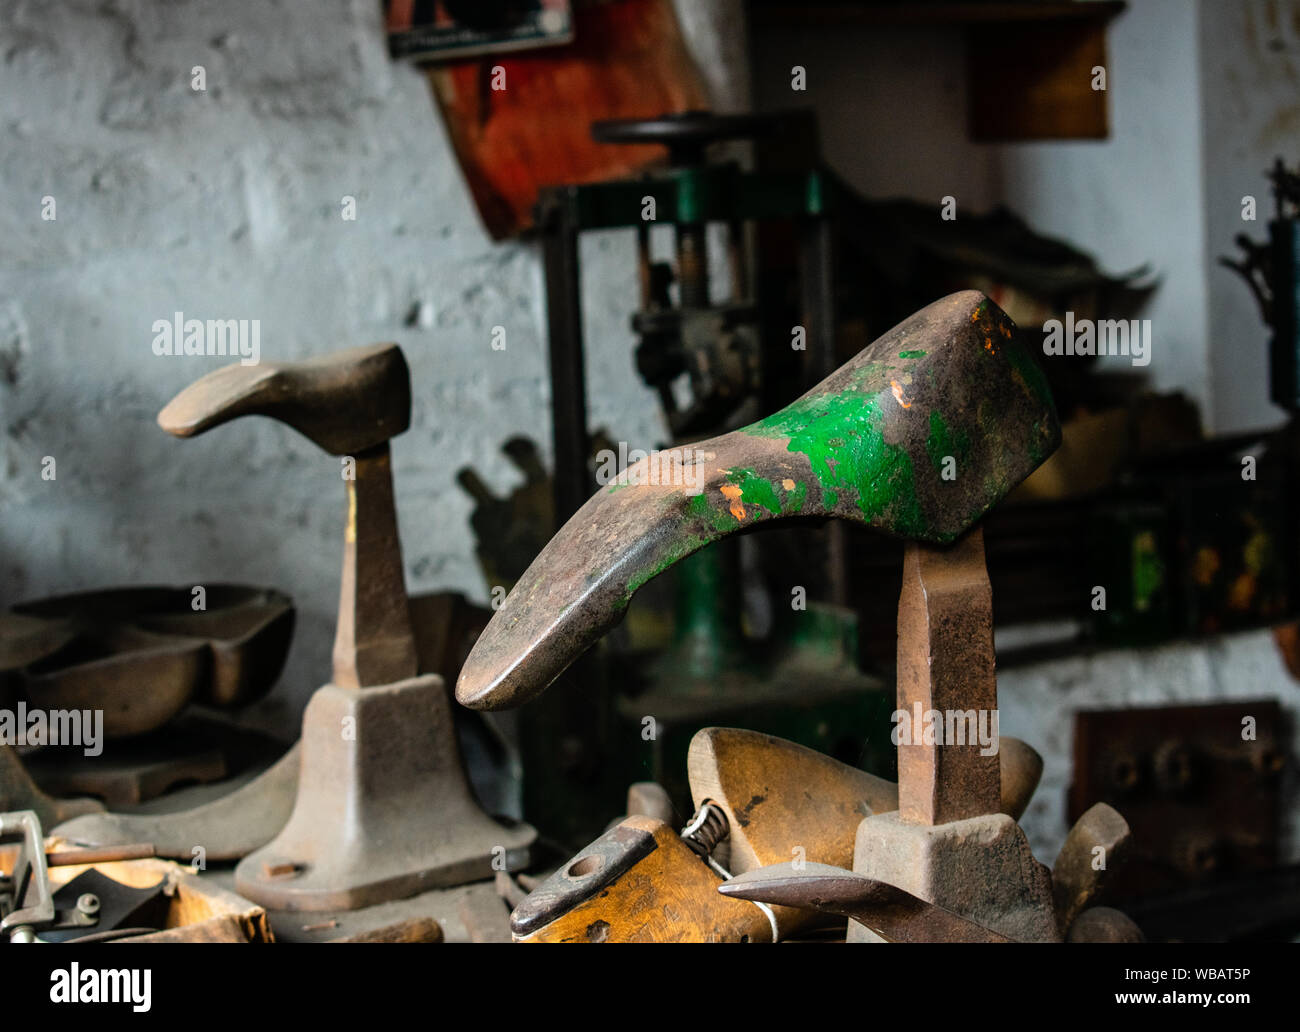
[51, 743, 300, 862]
[157, 341, 410, 455]
[457, 290, 1060, 711]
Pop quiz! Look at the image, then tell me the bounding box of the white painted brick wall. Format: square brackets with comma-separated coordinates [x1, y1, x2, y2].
[0, 0, 716, 728]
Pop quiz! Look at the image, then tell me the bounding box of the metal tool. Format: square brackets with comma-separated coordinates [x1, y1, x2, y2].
[4, 586, 294, 811]
[527, 111, 901, 846]
[845, 521, 1061, 942]
[149, 343, 537, 910]
[39, 868, 169, 943]
[157, 343, 419, 689]
[467, 292, 1069, 942]
[513, 726, 1045, 942]
[1, 747, 103, 830]
[510, 813, 777, 943]
[457, 290, 1060, 712]
[55, 744, 299, 863]
[8, 585, 294, 727]
[1, 810, 98, 942]
[687, 727, 1044, 877]
[800, 547, 1140, 943]
[720, 799, 1141, 944]
[63, 344, 534, 913]
[1053, 801, 1132, 934]
[895, 528, 999, 823]
[53, 592, 497, 862]
[622, 782, 675, 826]
[718, 862, 1012, 943]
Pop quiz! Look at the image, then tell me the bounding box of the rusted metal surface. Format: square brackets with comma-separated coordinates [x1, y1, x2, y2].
[47, 593, 504, 865]
[45, 843, 155, 867]
[134, 586, 295, 707]
[28, 732, 227, 807]
[1, 745, 104, 828]
[0, 611, 75, 671]
[1068, 700, 1284, 897]
[719, 861, 1012, 943]
[896, 529, 1001, 825]
[458, 291, 1060, 711]
[53, 743, 300, 861]
[330, 445, 419, 689]
[1053, 801, 1132, 933]
[5, 586, 294, 735]
[1065, 906, 1144, 943]
[455, 882, 515, 943]
[234, 675, 534, 911]
[512, 819, 661, 938]
[154, 341, 536, 908]
[158, 346, 415, 690]
[157, 341, 410, 456]
[24, 626, 203, 739]
[495, 870, 529, 909]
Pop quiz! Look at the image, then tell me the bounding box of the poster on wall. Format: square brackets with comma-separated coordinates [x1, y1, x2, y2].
[383, 0, 574, 62]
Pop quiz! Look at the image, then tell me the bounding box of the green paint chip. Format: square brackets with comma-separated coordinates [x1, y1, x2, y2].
[926, 410, 970, 474]
[744, 389, 926, 536]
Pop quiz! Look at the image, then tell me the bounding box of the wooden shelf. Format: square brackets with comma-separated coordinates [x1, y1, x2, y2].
[748, 1, 1128, 141]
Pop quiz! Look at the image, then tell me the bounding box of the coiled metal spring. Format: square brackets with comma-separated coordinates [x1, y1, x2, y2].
[680, 799, 729, 859]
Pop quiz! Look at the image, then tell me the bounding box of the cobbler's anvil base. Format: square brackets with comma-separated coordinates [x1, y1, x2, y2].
[847, 811, 1060, 943]
[235, 674, 534, 912]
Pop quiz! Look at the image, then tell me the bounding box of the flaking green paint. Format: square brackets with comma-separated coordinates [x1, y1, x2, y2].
[925, 410, 969, 473]
[622, 471, 809, 602]
[686, 489, 737, 534]
[723, 467, 808, 516]
[742, 390, 927, 536]
[617, 314, 1062, 605]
